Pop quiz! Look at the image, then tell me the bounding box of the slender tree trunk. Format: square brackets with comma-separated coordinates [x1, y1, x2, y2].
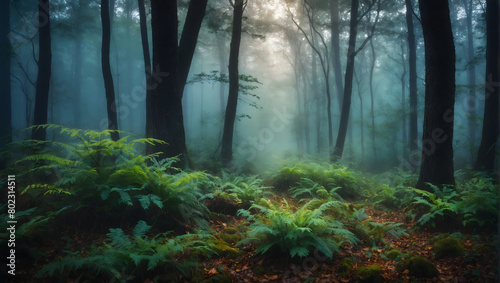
[405, 0, 418, 155]
[0, 0, 11, 147]
[400, 42, 408, 157]
[330, 0, 344, 110]
[354, 69, 364, 162]
[178, 0, 208, 97]
[416, 0, 456, 190]
[475, 0, 499, 171]
[369, 38, 377, 162]
[332, 0, 359, 160]
[149, 0, 188, 166]
[101, 0, 119, 141]
[73, 35, 82, 128]
[221, 0, 244, 166]
[463, 0, 477, 162]
[139, 0, 154, 144]
[32, 0, 52, 141]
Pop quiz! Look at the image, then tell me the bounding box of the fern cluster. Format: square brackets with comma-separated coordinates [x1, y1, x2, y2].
[237, 198, 359, 259]
[268, 161, 366, 199]
[410, 177, 498, 230]
[36, 221, 214, 281]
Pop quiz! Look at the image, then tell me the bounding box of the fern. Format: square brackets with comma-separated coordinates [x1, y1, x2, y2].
[237, 198, 359, 259]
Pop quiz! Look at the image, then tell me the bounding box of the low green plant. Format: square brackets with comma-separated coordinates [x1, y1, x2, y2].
[411, 184, 459, 227]
[236, 198, 359, 259]
[36, 221, 214, 281]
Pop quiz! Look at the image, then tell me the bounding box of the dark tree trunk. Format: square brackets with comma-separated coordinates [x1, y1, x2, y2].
[400, 42, 408, 157]
[149, 0, 188, 167]
[101, 0, 119, 141]
[405, 0, 418, 155]
[416, 0, 456, 190]
[0, 0, 11, 147]
[32, 0, 52, 141]
[178, 0, 208, 97]
[475, 0, 499, 171]
[221, 0, 244, 166]
[332, 0, 359, 160]
[330, 0, 344, 110]
[463, 0, 477, 162]
[139, 0, 153, 142]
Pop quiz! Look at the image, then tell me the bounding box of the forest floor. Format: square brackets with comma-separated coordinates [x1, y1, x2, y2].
[11, 198, 499, 283]
[202, 201, 497, 283]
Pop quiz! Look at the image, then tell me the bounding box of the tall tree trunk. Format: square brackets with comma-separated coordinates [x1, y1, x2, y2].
[178, 0, 208, 97]
[73, 35, 82, 128]
[0, 0, 11, 147]
[332, 0, 359, 160]
[139, 0, 153, 142]
[369, 38, 377, 162]
[416, 0, 456, 190]
[330, 0, 344, 110]
[149, 0, 188, 166]
[474, 0, 499, 171]
[101, 0, 119, 141]
[463, 0, 477, 162]
[354, 69, 364, 162]
[32, 0, 52, 141]
[405, 0, 418, 155]
[400, 42, 408, 157]
[221, 0, 245, 166]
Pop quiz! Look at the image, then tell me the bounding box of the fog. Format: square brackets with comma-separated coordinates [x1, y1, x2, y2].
[8, 0, 491, 173]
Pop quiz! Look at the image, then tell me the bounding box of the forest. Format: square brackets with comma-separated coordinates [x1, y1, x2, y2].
[0, 0, 499, 282]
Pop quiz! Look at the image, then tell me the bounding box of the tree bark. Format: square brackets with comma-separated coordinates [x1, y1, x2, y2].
[149, 0, 188, 167]
[0, 0, 11, 147]
[369, 38, 377, 162]
[463, 0, 477, 162]
[101, 0, 119, 141]
[474, 0, 499, 171]
[405, 0, 418, 155]
[32, 0, 52, 141]
[330, 0, 344, 110]
[416, 0, 456, 190]
[332, 0, 359, 160]
[139, 0, 153, 143]
[178, 0, 208, 97]
[221, 0, 245, 166]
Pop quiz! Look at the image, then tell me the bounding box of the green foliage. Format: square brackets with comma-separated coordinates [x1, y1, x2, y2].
[268, 161, 366, 199]
[370, 184, 415, 210]
[237, 198, 359, 259]
[188, 70, 263, 111]
[37, 221, 214, 281]
[410, 175, 498, 230]
[16, 125, 210, 228]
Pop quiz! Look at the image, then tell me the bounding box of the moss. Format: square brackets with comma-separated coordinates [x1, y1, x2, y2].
[386, 249, 403, 260]
[354, 264, 384, 283]
[211, 239, 243, 259]
[219, 233, 241, 244]
[404, 256, 439, 278]
[252, 265, 269, 276]
[433, 237, 465, 259]
[225, 227, 239, 234]
[336, 258, 354, 277]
